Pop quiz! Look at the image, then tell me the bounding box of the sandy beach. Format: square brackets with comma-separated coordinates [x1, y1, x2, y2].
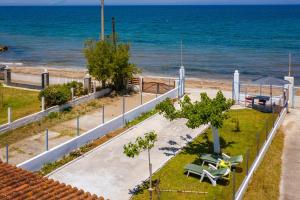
[7, 66, 299, 96]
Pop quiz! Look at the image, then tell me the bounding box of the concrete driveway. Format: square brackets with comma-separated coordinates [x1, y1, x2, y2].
[49, 113, 207, 200]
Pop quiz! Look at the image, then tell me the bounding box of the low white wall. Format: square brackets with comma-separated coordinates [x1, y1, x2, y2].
[0, 88, 112, 134]
[234, 106, 287, 200]
[17, 87, 179, 171]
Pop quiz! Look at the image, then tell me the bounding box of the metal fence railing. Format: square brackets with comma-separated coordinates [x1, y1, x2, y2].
[234, 103, 287, 200]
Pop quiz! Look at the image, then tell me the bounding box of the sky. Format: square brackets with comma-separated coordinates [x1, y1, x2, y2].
[0, 0, 300, 6]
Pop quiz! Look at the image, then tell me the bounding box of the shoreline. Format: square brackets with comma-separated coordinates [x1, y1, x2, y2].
[8, 66, 234, 90]
[6, 66, 300, 95]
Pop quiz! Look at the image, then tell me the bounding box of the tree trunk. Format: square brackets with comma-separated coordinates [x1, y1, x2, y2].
[212, 126, 221, 154]
[148, 148, 153, 200]
[101, 80, 106, 88]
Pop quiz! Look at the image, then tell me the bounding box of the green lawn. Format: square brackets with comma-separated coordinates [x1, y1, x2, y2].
[243, 128, 284, 200]
[0, 87, 40, 125]
[133, 109, 274, 200]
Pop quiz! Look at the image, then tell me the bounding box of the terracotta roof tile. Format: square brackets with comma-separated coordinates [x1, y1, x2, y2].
[0, 161, 104, 200]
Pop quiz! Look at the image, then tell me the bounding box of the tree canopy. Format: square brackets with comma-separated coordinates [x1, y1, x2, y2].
[83, 37, 139, 91]
[156, 91, 234, 129]
[123, 131, 157, 158]
[84, 40, 113, 87]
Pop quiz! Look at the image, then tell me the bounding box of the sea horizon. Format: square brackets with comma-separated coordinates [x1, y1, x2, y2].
[0, 5, 299, 84]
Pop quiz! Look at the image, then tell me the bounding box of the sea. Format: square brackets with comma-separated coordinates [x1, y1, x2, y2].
[0, 5, 299, 84]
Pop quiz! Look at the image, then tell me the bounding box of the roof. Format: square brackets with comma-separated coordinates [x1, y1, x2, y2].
[0, 161, 104, 200]
[251, 76, 290, 86]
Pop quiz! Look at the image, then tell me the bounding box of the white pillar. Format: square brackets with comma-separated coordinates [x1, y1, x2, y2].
[180, 66, 185, 96]
[41, 97, 45, 111]
[179, 66, 185, 97]
[7, 107, 11, 124]
[284, 76, 295, 108]
[93, 81, 96, 93]
[233, 70, 240, 104]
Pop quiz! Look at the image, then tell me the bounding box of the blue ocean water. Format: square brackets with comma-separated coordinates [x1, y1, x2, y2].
[0, 5, 299, 83]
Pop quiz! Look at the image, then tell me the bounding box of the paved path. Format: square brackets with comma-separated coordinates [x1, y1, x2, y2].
[280, 108, 300, 200]
[49, 113, 207, 200]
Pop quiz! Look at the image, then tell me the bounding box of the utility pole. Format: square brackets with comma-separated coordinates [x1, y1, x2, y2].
[180, 40, 183, 66]
[100, 0, 105, 41]
[288, 52, 292, 76]
[112, 17, 116, 49]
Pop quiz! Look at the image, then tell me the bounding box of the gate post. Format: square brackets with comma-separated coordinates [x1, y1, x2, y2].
[179, 66, 185, 97]
[84, 73, 92, 94]
[4, 67, 11, 85]
[41, 69, 49, 89]
[284, 76, 294, 108]
[233, 70, 240, 104]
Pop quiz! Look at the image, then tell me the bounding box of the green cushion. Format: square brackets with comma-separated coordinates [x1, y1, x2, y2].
[184, 163, 228, 177]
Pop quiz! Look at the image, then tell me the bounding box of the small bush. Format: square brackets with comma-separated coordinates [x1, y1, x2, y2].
[66, 81, 85, 96]
[39, 84, 72, 107]
[48, 112, 59, 119]
[39, 81, 86, 108]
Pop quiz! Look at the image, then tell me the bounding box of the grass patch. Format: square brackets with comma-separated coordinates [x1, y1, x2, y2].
[0, 99, 104, 148]
[132, 109, 275, 200]
[0, 87, 40, 124]
[125, 109, 157, 128]
[243, 128, 284, 200]
[39, 109, 157, 175]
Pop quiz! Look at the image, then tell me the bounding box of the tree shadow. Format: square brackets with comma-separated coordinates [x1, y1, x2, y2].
[184, 171, 230, 186]
[159, 146, 181, 156]
[180, 134, 193, 144]
[128, 179, 160, 195]
[128, 180, 149, 195]
[232, 166, 243, 173]
[159, 140, 181, 156]
[183, 132, 236, 155]
[182, 132, 213, 156]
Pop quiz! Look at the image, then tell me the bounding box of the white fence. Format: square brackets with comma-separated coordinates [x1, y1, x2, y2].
[234, 106, 287, 200]
[0, 88, 112, 133]
[17, 87, 179, 171]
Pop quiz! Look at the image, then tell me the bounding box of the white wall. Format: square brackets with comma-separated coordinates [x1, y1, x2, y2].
[17, 87, 179, 171]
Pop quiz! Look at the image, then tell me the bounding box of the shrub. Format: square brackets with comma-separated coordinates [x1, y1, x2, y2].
[48, 112, 59, 119]
[39, 84, 71, 107]
[66, 81, 85, 96]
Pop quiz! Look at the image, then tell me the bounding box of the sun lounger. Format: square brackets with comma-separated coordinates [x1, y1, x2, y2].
[200, 153, 243, 167]
[184, 163, 230, 186]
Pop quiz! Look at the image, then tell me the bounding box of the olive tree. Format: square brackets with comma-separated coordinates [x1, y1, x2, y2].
[84, 40, 114, 87]
[112, 43, 139, 91]
[156, 91, 233, 154]
[123, 131, 157, 200]
[84, 37, 138, 91]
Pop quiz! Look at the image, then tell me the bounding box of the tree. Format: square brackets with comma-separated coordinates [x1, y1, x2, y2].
[84, 39, 138, 91]
[123, 131, 158, 200]
[112, 43, 139, 91]
[39, 84, 72, 107]
[156, 91, 234, 154]
[84, 39, 114, 87]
